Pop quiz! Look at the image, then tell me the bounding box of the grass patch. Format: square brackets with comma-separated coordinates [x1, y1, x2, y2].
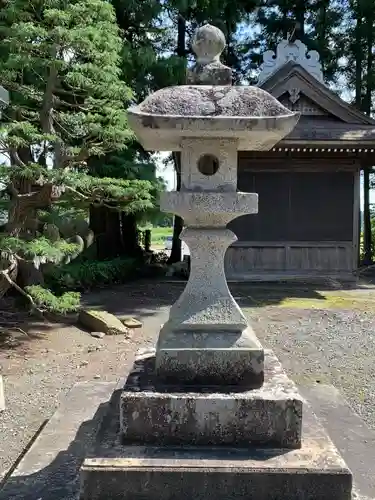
[141, 226, 173, 247]
[240, 289, 375, 310]
[279, 291, 375, 310]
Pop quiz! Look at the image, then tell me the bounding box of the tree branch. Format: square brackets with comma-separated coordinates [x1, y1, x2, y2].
[0, 268, 44, 318]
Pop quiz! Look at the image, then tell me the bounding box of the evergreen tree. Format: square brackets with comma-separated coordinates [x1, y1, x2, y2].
[344, 0, 375, 263]
[0, 0, 156, 311]
[247, 0, 346, 84]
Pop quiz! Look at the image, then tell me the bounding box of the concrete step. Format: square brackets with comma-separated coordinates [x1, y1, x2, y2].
[300, 384, 375, 500]
[0, 380, 117, 500]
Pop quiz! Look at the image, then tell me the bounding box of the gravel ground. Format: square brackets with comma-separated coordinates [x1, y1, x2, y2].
[0, 284, 171, 481]
[1, 281, 375, 482]
[248, 306, 375, 428]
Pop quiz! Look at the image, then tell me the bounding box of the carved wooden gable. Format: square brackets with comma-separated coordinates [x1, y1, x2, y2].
[278, 92, 331, 117]
[257, 40, 375, 126]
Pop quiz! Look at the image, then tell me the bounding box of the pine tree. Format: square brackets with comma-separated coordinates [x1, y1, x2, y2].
[0, 0, 156, 311]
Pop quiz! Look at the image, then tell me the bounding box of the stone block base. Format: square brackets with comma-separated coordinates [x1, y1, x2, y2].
[81, 413, 352, 500]
[120, 350, 302, 448]
[156, 327, 265, 389]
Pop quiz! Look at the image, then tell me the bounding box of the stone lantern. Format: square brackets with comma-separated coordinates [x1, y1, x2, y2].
[81, 25, 353, 500]
[0, 85, 8, 414]
[128, 24, 299, 390]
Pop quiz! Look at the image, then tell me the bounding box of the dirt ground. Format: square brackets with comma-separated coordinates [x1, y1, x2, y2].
[1, 280, 375, 482]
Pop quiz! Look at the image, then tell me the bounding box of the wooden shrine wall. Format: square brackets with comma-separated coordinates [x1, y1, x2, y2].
[225, 156, 360, 278]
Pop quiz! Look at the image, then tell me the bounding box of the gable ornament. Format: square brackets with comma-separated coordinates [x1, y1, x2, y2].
[288, 87, 300, 104]
[258, 39, 324, 85]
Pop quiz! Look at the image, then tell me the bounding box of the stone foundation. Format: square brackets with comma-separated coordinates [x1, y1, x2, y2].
[82, 404, 352, 500]
[121, 350, 302, 448]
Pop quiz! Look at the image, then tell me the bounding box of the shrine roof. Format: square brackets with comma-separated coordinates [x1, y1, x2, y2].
[255, 39, 375, 147]
[284, 117, 375, 144]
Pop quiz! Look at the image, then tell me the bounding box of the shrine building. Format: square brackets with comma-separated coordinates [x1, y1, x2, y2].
[225, 39, 375, 280]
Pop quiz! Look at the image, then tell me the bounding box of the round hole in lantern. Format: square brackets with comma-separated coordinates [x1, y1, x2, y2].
[197, 154, 219, 176]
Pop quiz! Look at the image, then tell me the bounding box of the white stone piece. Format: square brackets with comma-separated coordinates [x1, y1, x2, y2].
[258, 39, 324, 84]
[0, 85, 9, 110]
[0, 375, 5, 412]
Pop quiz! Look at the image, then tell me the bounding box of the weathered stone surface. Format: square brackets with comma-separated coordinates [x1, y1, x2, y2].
[81, 401, 352, 500]
[138, 85, 295, 118]
[79, 310, 128, 336]
[2, 378, 368, 500]
[0, 375, 5, 412]
[82, 456, 352, 500]
[127, 23, 299, 152]
[155, 227, 264, 387]
[126, 24, 301, 388]
[119, 317, 142, 329]
[161, 192, 258, 226]
[156, 331, 264, 388]
[120, 350, 301, 447]
[128, 112, 300, 151]
[187, 24, 232, 86]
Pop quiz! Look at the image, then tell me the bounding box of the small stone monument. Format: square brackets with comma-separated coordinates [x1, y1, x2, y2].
[81, 25, 353, 500]
[0, 85, 9, 414]
[0, 375, 5, 412]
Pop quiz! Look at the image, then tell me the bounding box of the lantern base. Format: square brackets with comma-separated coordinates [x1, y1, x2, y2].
[155, 326, 264, 389]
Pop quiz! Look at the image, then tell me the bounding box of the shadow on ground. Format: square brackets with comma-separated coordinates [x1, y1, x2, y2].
[0, 386, 290, 500]
[82, 278, 368, 315]
[0, 277, 372, 352]
[0, 402, 107, 500]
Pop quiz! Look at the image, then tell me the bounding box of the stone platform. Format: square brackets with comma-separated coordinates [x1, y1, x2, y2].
[81, 405, 352, 500]
[120, 350, 302, 448]
[3, 378, 374, 499]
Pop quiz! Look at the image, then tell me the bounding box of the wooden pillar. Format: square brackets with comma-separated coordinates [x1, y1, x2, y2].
[353, 167, 361, 270]
[363, 164, 372, 265]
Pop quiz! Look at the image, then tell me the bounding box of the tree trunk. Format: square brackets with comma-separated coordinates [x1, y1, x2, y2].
[361, 3, 373, 265]
[105, 207, 122, 259]
[168, 152, 183, 264]
[168, 12, 186, 265]
[6, 183, 54, 237]
[294, 0, 306, 40]
[355, 8, 363, 109]
[89, 205, 107, 259]
[281, 1, 289, 39]
[121, 213, 142, 257]
[364, 3, 373, 115]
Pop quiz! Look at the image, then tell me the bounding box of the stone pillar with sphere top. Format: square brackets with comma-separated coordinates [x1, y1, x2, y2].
[0, 85, 9, 414]
[80, 25, 353, 500]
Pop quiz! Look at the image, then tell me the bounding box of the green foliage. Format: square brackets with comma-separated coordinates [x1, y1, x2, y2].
[0, 0, 161, 307]
[60, 172, 155, 213]
[0, 235, 79, 261]
[25, 285, 81, 314]
[46, 257, 139, 291]
[0, 0, 134, 167]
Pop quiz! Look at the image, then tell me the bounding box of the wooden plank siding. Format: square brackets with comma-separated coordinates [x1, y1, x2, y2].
[225, 157, 360, 279]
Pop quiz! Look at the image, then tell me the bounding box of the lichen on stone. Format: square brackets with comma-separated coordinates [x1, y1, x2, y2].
[137, 85, 294, 118]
